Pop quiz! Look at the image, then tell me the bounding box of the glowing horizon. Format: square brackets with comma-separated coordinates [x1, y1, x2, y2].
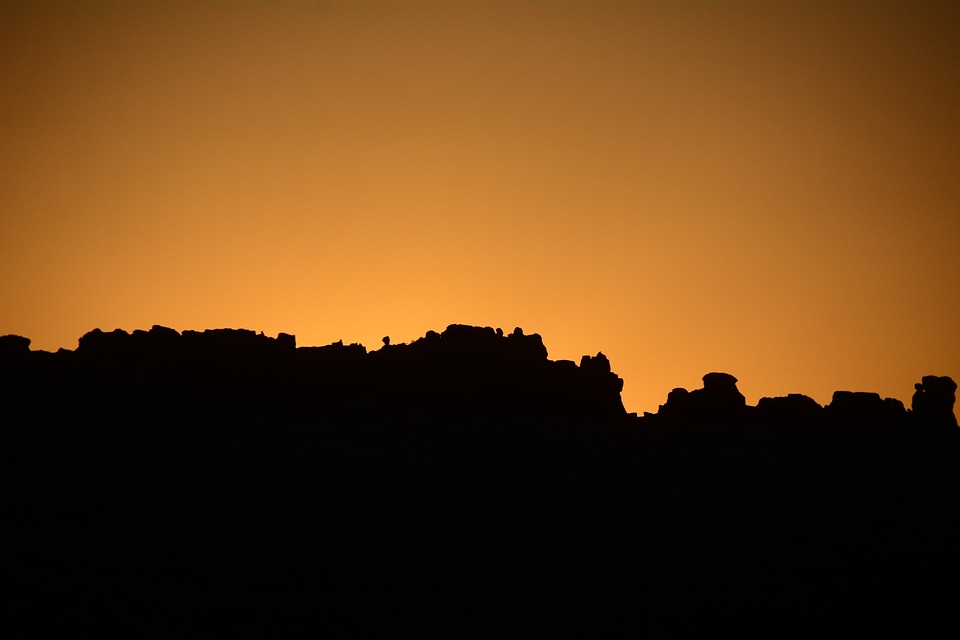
[2, 1, 958, 415]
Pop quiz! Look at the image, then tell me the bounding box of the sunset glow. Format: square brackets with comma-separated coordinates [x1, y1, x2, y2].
[2, 1, 958, 414]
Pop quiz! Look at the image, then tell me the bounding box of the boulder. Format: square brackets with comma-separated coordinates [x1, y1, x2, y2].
[912, 375, 958, 427]
[77, 328, 131, 357]
[655, 372, 746, 422]
[825, 391, 905, 426]
[579, 352, 612, 376]
[756, 393, 823, 423]
[0, 334, 31, 359]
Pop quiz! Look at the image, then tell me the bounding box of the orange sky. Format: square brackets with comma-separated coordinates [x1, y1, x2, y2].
[2, 1, 958, 415]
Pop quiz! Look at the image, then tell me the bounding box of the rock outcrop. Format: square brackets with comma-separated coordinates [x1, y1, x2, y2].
[648, 372, 954, 432]
[3, 325, 956, 431]
[0, 334, 30, 359]
[654, 371, 748, 423]
[825, 391, 907, 426]
[75, 325, 297, 362]
[912, 375, 959, 428]
[755, 393, 823, 424]
[1, 324, 629, 425]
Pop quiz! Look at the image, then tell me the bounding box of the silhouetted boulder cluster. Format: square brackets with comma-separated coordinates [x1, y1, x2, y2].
[1, 325, 956, 432]
[75, 325, 297, 361]
[642, 370, 956, 434]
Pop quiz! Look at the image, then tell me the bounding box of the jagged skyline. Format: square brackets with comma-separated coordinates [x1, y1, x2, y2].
[3, 322, 955, 424]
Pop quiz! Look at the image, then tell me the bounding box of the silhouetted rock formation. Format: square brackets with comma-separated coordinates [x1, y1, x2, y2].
[1, 324, 958, 633]
[0, 334, 30, 358]
[825, 391, 907, 427]
[700, 371, 747, 411]
[755, 393, 823, 424]
[359, 324, 625, 421]
[1, 324, 628, 425]
[652, 371, 748, 424]
[2, 326, 955, 432]
[644, 370, 956, 436]
[74, 325, 297, 362]
[912, 375, 958, 428]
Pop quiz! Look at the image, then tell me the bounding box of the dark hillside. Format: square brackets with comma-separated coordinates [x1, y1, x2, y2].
[1, 326, 957, 633]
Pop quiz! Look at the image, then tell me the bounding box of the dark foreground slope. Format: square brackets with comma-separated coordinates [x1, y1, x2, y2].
[1, 326, 958, 633]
